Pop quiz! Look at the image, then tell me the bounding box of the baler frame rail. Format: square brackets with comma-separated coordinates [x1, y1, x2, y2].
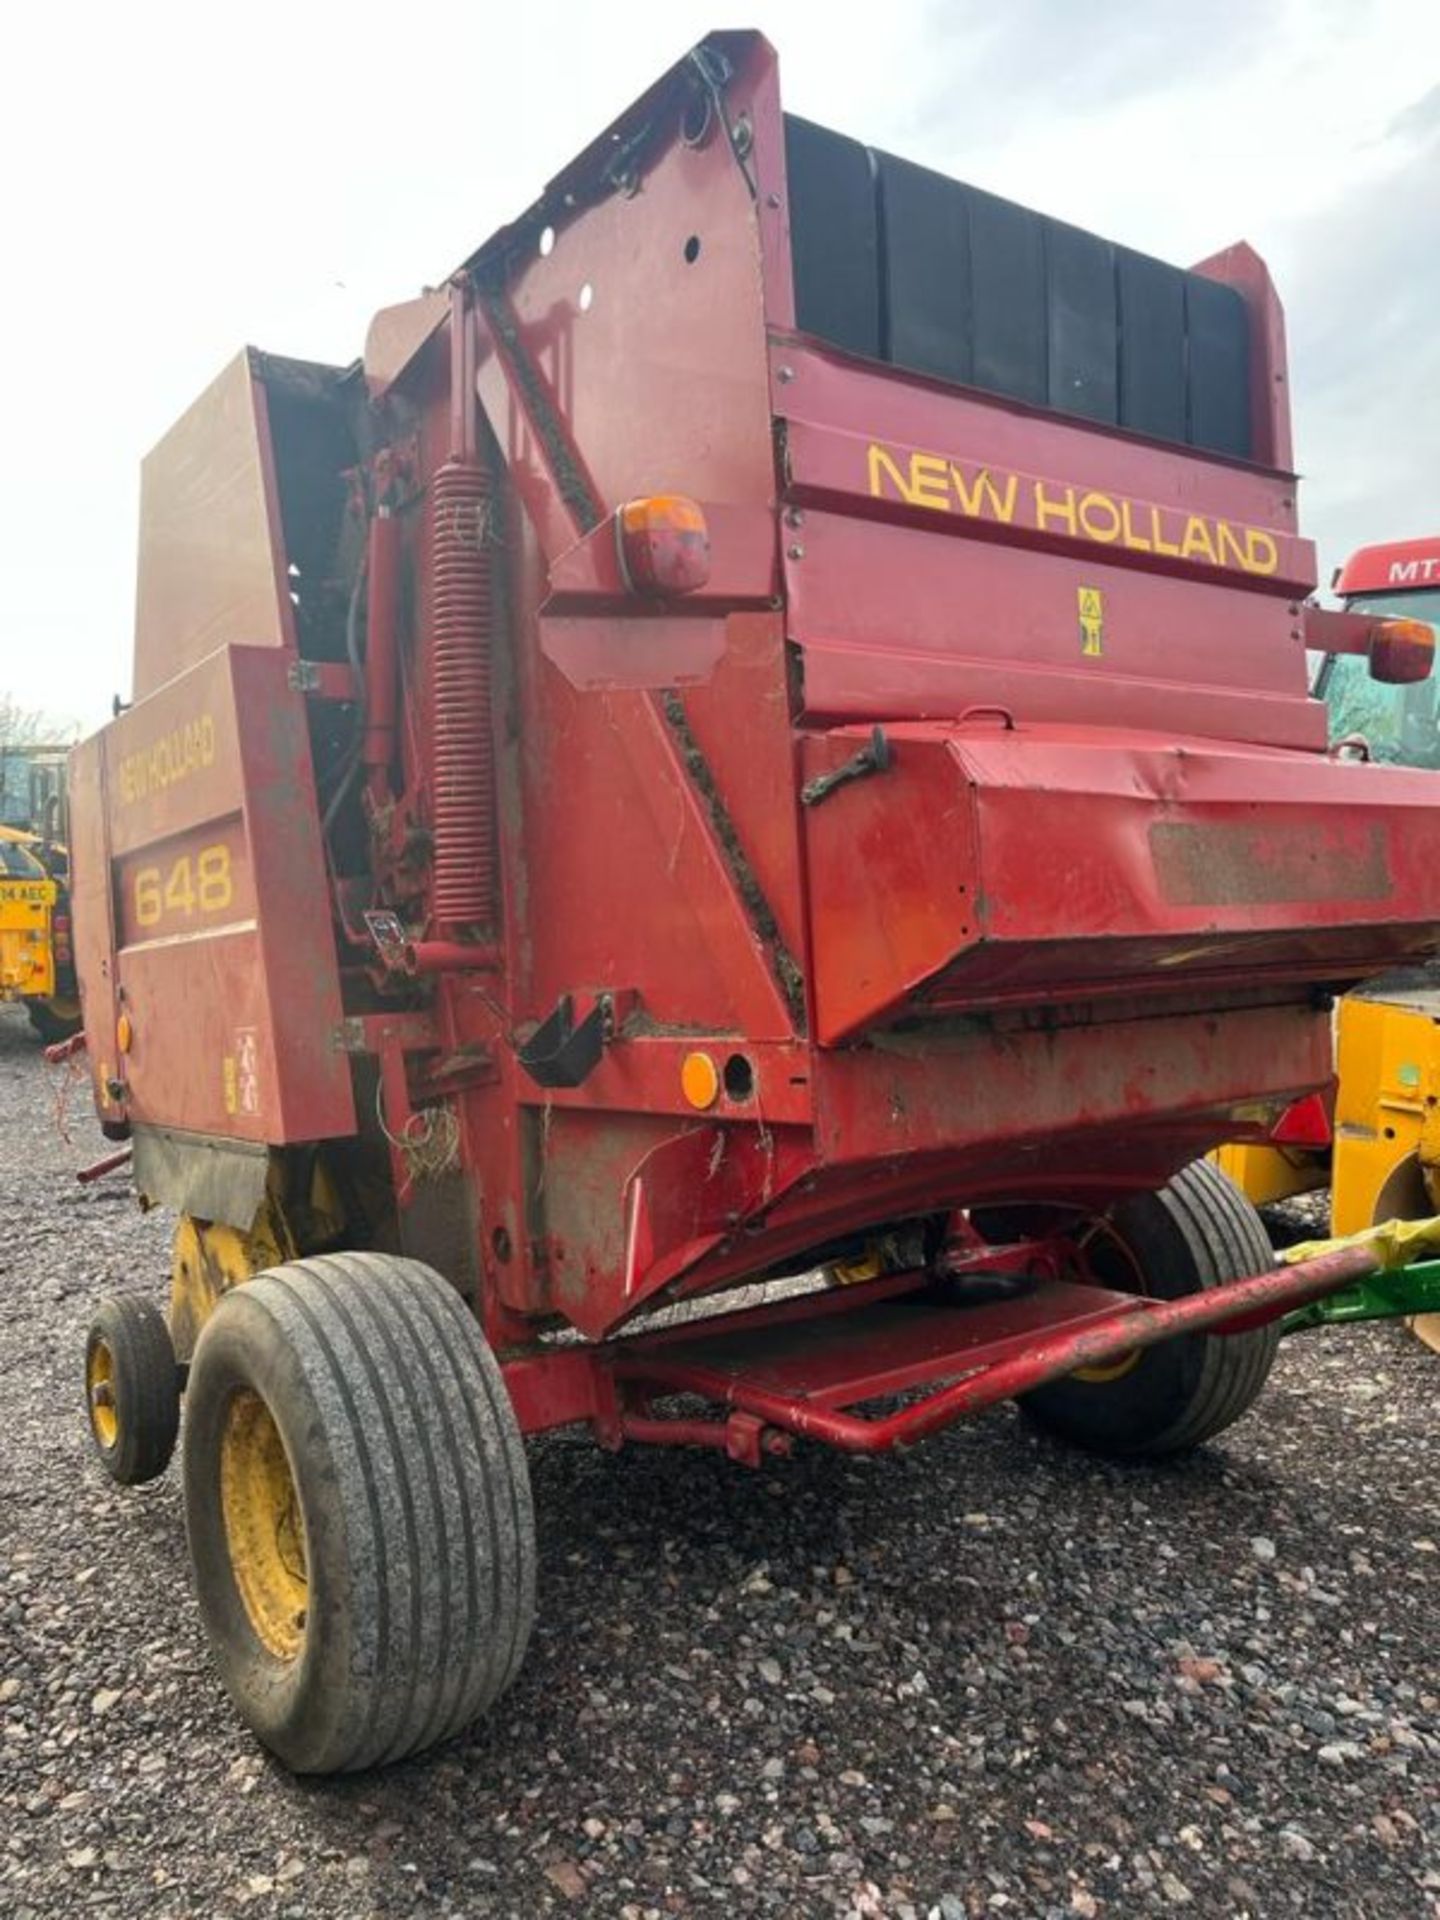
[562, 1235, 1397, 1462]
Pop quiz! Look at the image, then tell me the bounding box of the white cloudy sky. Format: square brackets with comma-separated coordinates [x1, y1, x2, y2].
[1, 0, 1437, 732]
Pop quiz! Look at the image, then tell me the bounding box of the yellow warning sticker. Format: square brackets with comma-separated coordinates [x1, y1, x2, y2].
[223, 1054, 238, 1115]
[1078, 585, 1104, 657]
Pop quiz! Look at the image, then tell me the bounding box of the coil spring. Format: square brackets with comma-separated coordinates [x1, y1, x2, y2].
[430, 457, 496, 931]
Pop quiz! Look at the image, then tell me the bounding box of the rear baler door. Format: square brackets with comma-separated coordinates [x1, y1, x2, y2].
[74, 644, 354, 1143]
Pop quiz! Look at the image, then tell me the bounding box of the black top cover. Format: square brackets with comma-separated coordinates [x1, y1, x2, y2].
[783, 116, 1252, 460]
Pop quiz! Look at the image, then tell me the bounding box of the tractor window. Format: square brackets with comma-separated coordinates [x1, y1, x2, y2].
[1320, 588, 1440, 768]
[0, 838, 46, 879]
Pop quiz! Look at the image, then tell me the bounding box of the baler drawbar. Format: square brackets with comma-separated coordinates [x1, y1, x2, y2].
[65, 31, 1440, 1772]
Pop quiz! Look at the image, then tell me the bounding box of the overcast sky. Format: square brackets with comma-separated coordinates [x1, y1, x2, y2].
[1, 0, 1436, 733]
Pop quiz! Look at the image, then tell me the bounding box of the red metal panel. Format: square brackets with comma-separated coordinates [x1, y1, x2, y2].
[90, 647, 353, 1143]
[475, 60, 775, 562]
[786, 507, 1321, 747]
[803, 722, 1440, 1041]
[774, 344, 1304, 542]
[774, 347, 1318, 748]
[1190, 243, 1293, 472]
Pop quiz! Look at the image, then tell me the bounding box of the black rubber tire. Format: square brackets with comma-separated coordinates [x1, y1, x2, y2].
[182, 1253, 536, 1773]
[85, 1296, 181, 1485]
[27, 997, 81, 1045]
[1021, 1160, 1280, 1458]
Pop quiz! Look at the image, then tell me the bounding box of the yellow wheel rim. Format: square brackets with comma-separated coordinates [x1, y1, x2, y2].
[87, 1340, 118, 1450]
[1068, 1218, 1145, 1384]
[1072, 1348, 1143, 1385]
[219, 1390, 308, 1661]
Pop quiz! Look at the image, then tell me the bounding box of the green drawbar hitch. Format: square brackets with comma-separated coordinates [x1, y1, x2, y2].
[1281, 1258, 1440, 1336]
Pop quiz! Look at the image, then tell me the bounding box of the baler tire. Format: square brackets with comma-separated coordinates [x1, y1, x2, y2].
[27, 996, 81, 1045]
[181, 1252, 536, 1774]
[84, 1296, 181, 1486]
[1020, 1160, 1280, 1458]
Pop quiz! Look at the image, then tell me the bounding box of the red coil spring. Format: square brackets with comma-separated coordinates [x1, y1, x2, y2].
[430, 457, 496, 932]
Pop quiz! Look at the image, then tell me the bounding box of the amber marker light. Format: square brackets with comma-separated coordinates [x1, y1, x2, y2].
[616, 495, 710, 596]
[681, 1050, 720, 1109]
[1368, 617, 1435, 686]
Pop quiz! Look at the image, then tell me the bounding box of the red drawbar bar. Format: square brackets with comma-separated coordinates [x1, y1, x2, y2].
[585, 1239, 1382, 1458]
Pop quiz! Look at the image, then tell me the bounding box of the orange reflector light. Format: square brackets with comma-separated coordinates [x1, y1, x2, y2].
[1368, 616, 1435, 685]
[116, 1013, 134, 1054]
[616, 495, 710, 596]
[681, 1050, 720, 1109]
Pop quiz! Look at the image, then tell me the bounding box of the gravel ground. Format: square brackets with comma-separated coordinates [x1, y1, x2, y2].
[1, 1003, 1436, 1919]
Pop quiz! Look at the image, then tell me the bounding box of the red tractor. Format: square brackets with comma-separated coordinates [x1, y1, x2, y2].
[67, 34, 1440, 1771]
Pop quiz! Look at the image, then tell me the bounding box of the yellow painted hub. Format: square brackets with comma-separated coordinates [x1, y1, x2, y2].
[1068, 1218, 1145, 1384]
[219, 1390, 308, 1661]
[1072, 1348, 1143, 1385]
[87, 1340, 118, 1450]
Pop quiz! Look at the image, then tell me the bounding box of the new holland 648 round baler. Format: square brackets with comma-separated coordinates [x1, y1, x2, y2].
[66, 33, 1440, 1770]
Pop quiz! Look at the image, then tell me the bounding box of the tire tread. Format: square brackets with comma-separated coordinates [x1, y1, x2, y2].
[185, 1253, 534, 1772]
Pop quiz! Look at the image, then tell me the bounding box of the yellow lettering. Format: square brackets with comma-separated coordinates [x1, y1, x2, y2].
[951, 466, 1019, 523]
[1180, 515, 1218, 564]
[117, 713, 216, 806]
[1119, 500, 1152, 553]
[908, 454, 951, 511]
[867, 443, 950, 511]
[866, 440, 1279, 580]
[1034, 481, 1078, 536]
[1078, 491, 1122, 543]
[1147, 506, 1182, 558]
[1216, 521, 1248, 571]
[1245, 529, 1279, 576]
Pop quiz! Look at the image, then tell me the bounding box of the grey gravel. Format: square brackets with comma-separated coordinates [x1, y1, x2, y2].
[1, 1003, 1437, 1918]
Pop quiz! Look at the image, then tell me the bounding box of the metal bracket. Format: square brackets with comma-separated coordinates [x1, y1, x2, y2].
[801, 725, 892, 808]
[287, 659, 359, 700]
[518, 993, 612, 1089]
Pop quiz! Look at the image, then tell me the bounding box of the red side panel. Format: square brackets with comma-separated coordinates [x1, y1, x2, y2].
[803, 722, 1440, 1042]
[74, 647, 353, 1143]
[774, 344, 1320, 751]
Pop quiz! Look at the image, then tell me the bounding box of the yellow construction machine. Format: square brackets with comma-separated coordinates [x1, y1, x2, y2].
[1219, 534, 1440, 1345]
[0, 746, 80, 1043]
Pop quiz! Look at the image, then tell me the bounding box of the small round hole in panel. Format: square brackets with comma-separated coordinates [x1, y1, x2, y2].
[723, 1053, 755, 1102]
[683, 234, 701, 264]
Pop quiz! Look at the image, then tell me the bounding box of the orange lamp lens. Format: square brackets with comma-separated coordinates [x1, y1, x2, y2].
[616, 495, 710, 596]
[116, 1013, 134, 1054]
[1368, 616, 1435, 686]
[680, 1050, 720, 1109]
